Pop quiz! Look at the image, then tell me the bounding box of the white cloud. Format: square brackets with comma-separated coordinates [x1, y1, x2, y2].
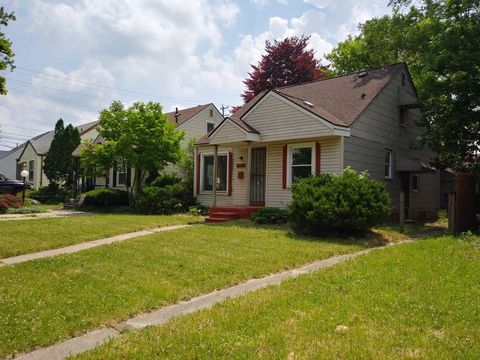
[1, 60, 116, 142]
[214, 1, 241, 27]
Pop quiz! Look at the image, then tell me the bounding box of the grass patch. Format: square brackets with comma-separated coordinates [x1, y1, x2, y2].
[0, 222, 381, 357]
[75, 235, 480, 359]
[0, 214, 199, 258]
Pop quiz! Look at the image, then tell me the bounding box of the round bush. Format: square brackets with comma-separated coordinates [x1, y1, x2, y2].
[82, 189, 129, 208]
[289, 168, 391, 235]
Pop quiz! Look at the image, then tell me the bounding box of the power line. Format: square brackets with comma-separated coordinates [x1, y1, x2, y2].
[9, 66, 213, 105]
[0, 123, 46, 133]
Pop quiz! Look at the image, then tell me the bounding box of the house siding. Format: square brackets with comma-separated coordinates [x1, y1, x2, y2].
[209, 121, 247, 144]
[18, 143, 46, 189]
[266, 137, 342, 208]
[0, 146, 24, 180]
[196, 137, 342, 208]
[177, 104, 223, 146]
[344, 70, 439, 214]
[243, 93, 334, 141]
[196, 145, 247, 206]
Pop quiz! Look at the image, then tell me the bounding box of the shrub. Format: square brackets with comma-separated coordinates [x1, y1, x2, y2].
[150, 174, 181, 188]
[189, 205, 209, 216]
[82, 189, 129, 208]
[29, 184, 69, 204]
[251, 207, 288, 225]
[136, 182, 195, 214]
[289, 168, 391, 235]
[0, 194, 22, 214]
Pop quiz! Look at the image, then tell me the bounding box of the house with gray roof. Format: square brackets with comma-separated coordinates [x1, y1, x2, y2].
[195, 62, 440, 221]
[16, 121, 99, 189]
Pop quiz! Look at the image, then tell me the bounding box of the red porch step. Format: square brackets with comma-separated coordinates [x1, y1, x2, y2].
[206, 206, 262, 223]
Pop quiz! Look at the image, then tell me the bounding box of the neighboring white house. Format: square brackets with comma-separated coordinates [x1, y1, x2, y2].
[16, 121, 99, 189]
[84, 103, 224, 190]
[195, 63, 440, 221]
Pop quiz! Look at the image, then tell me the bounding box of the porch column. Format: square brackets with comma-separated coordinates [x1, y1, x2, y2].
[245, 141, 252, 206]
[213, 145, 218, 206]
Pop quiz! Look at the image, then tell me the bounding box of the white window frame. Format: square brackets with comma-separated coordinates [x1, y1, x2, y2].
[287, 143, 316, 187]
[411, 174, 419, 192]
[206, 121, 216, 134]
[384, 149, 393, 179]
[200, 152, 229, 194]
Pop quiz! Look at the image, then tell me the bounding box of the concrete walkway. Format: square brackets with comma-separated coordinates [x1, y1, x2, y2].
[0, 210, 88, 221]
[0, 224, 191, 267]
[13, 242, 407, 360]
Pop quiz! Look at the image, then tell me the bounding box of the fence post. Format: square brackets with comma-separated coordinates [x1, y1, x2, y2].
[399, 192, 405, 234]
[448, 192, 456, 235]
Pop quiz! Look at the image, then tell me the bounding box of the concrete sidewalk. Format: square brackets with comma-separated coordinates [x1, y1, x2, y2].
[0, 210, 88, 221]
[0, 224, 191, 267]
[13, 243, 405, 360]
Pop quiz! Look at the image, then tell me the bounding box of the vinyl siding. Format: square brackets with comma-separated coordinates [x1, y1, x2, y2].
[177, 104, 223, 146]
[196, 145, 248, 206]
[344, 70, 439, 212]
[0, 147, 24, 180]
[18, 143, 47, 189]
[243, 93, 334, 141]
[196, 137, 342, 208]
[266, 137, 342, 208]
[209, 121, 247, 144]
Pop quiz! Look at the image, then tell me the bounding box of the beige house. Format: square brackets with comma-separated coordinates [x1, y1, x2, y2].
[195, 63, 440, 221]
[86, 103, 223, 190]
[17, 121, 98, 189]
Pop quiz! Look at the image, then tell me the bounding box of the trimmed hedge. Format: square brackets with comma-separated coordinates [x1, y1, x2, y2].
[251, 207, 288, 225]
[289, 168, 391, 235]
[82, 189, 129, 208]
[135, 183, 195, 214]
[29, 184, 69, 204]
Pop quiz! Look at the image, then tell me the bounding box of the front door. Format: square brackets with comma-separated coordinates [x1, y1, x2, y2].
[250, 147, 266, 205]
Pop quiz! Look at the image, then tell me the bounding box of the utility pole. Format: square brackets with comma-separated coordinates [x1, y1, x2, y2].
[220, 105, 229, 119]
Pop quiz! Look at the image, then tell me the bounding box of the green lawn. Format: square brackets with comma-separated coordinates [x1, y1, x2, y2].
[0, 222, 386, 358]
[0, 213, 198, 258]
[74, 235, 480, 360]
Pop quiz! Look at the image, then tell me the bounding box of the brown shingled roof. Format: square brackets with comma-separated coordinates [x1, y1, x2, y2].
[238, 62, 407, 127]
[165, 104, 211, 126]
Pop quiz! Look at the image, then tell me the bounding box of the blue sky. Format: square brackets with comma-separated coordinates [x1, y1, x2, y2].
[0, 0, 391, 150]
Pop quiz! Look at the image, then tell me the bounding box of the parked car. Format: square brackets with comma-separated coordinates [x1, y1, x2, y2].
[0, 173, 32, 194]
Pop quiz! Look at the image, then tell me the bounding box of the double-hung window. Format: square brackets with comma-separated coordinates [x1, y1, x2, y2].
[288, 143, 314, 186]
[384, 149, 393, 179]
[28, 160, 34, 181]
[201, 153, 228, 192]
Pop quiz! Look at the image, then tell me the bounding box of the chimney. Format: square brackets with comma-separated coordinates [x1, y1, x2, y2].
[175, 107, 179, 124]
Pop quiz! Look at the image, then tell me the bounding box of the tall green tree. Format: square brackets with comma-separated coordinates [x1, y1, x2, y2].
[81, 101, 184, 204]
[43, 119, 81, 185]
[0, 6, 15, 95]
[326, 0, 480, 173]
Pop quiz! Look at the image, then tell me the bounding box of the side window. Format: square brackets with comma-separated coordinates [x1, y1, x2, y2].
[209, 109, 213, 117]
[28, 160, 34, 181]
[384, 149, 392, 179]
[288, 144, 314, 185]
[206, 121, 216, 134]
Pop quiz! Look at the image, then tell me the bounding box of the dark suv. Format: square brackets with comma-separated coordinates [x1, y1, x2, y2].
[0, 173, 31, 194]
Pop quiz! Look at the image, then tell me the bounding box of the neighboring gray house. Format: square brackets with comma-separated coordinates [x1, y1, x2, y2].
[195, 63, 439, 221]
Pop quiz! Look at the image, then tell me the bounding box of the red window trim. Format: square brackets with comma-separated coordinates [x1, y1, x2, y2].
[282, 145, 287, 189]
[315, 142, 321, 175]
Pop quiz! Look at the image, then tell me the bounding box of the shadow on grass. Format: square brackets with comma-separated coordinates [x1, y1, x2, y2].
[205, 220, 391, 248]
